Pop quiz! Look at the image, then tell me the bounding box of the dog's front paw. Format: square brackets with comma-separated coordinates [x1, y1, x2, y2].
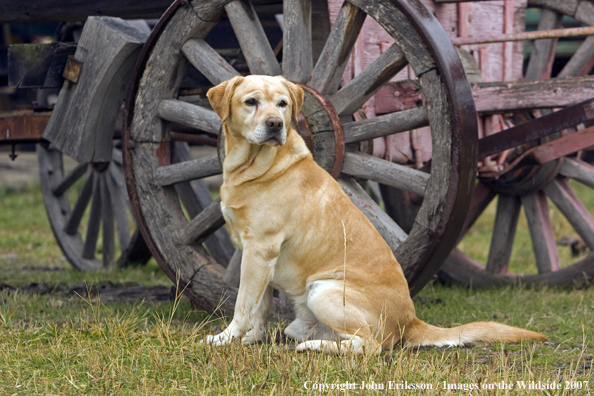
[241, 328, 265, 345]
[201, 330, 236, 346]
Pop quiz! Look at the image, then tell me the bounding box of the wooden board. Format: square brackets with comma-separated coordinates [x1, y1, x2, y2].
[43, 17, 148, 163]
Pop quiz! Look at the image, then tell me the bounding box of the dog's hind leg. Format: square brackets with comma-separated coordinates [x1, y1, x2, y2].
[284, 298, 337, 342]
[295, 280, 381, 355]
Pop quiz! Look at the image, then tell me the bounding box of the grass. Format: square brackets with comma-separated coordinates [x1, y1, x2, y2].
[0, 183, 593, 394]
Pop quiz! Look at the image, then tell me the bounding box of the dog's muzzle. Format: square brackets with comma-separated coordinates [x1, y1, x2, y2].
[263, 117, 286, 145]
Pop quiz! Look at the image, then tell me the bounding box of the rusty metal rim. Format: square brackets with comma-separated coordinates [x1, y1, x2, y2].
[297, 83, 345, 179]
[123, 0, 219, 315]
[383, 0, 478, 294]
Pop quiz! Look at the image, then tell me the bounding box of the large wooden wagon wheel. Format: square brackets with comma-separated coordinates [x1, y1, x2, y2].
[438, 1, 594, 287]
[123, 0, 477, 315]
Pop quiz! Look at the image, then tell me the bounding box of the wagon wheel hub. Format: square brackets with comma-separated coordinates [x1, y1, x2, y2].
[295, 84, 345, 178]
[480, 159, 563, 196]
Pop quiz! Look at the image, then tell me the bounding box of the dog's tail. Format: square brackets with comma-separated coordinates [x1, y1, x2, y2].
[402, 318, 549, 347]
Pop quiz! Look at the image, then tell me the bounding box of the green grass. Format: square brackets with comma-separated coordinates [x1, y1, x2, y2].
[0, 183, 592, 394]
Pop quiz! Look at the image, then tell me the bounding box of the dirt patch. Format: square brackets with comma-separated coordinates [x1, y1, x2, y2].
[0, 280, 176, 303]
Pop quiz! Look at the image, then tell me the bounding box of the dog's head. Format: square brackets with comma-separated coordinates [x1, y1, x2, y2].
[207, 75, 304, 146]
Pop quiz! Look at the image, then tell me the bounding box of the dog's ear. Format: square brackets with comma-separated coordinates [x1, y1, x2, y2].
[282, 79, 304, 124]
[207, 76, 244, 123]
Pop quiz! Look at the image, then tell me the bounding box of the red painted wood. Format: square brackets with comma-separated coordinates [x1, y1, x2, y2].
[533, 126, 594, 164]
[522, 191, 562, 273]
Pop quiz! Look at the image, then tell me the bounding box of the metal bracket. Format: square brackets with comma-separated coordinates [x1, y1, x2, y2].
[63, 55, 83, 84]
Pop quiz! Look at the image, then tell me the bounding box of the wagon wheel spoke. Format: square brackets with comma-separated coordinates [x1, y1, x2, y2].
[112, 147, 123, 166]
[82, 175, 102, 260]
[486, 195, 521, 274]
[225, 0, 281, 76]
[524, 8, 561, 81]
[543, 177, 594, 250]
[100, 174, 115, 267]
[343, 107, 429, 144]
[154, 154, 222, 186]
[177, 198, 226, 246]
[223, 248, 242, 288]
[158, 100, 222, 135]
[307, 1, 366, 95]
[64, 171, 94, 236]
[172, 141, 234, 265]
[182, 39, 240, 85]
[282, 0, 313, 83]
[52, 162, 88, 196]
[559, 158, 594, 189]
[329, 43, 408, 116]
[107, 165, 132, 252]
[558, 35, 594, 78]
[341, 152, 428, 196]
[338, 176, 407, 252]
[521, 191, 561, 274]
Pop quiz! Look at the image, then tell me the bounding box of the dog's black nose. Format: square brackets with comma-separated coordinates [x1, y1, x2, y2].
[266, 117, 284, 132]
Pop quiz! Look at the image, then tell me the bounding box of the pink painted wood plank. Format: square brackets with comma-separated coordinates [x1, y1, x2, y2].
[522, 191, 561, 273]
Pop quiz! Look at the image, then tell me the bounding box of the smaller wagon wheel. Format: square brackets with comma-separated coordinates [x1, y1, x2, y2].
[441, 157, 594, 288]
[439, 99, 594, 287]
[123, 0, 477, 315]
[37, 141, 151, 270]
[439, 2, 594, 287]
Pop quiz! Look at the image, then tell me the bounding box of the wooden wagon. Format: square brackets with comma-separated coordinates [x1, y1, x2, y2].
[2, 0, 594, 319]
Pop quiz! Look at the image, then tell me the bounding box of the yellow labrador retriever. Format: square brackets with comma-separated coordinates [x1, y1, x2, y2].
[203, 75, 548, 354]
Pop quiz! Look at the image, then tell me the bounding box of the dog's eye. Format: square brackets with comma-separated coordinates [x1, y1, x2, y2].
[245, 98, 257, 106]
[278, 100, 288, 108]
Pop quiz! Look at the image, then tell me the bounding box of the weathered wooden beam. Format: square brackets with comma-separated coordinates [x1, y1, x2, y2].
[341, 152, 429, 196]
[524, 9, 561, 81]
[158, 99, 222, 134]
[172, 142, 234, 267]
[559, 35, 594, 78]
[473, 76, 594, 113]
[329, 43, 407, 116]
[543, 178, 594, 250]
[154, 154, 222, 187]
[559, 158, 594, 189]
[223, 248, 242, 288]
[8, 43, 77, 88]
[521, 191, 560, 274]
[478, 98, 594, 159]
[307, 2, 366, 95]
[338, 176, 407, 253]
[43, 17, 148, 163]
[177, 198, 226, 246]
[342, 107, 428, 143]
[0, 0, 172, 23]
[181, 39, 240, 86]
[532, 126, 594, 164]
[282, 0, 313, 84]
[225, 0, 281, 76]
[486, 195, 521, 274]
[0, 111, 50, 143]
[433, 0, 495, 2]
